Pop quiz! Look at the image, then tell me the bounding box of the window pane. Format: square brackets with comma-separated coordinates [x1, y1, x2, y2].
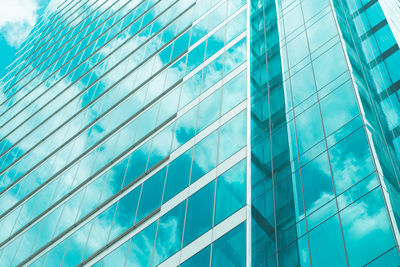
[197, 88, 222, 132]
[183, 181, 215, 246]
[191, 131, 218, 184]
[329, 128, 375, 194]
[312, 43, 347, 89]
[153, 201, 186, 266]
[307, 12, 337, 52]
[101, 240, 129, 267]
[215, 159, 246, 224]
[340, 187, 396, 266]
[309, 215, 347, 267]
[136, 168, 166, 223]
[163, 148, 193, 203]
[290, 64, 316, 107]
[366, 246, 400, 267]
[180, 245, 211, 267]
[218, 110, 247, 164]
[109, 186, 140, 240]
[126, 221, 157, 266]
[124, 143, 151, 187]
[221, 70, 247, 114]
[295, 103, 324, 155]
[320, 81, 359, 136]
[300, 152, 334, 214]
[212, 222, 246, 267]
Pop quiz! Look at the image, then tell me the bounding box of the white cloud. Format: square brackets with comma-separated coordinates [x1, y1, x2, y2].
[0, 0, 43, 48]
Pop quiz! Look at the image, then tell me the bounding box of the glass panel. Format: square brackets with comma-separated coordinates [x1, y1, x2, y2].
[295, 103, 324, 155]
[312, 43, 347, 89]
[101, 240, 129, 267]
[153, 201, 186, 266]
[218, 110, 247, 164]
[124, 143, 151, 187]
[197, 88, 222, 132]
[221, 70, 247, 114]
[366, 246, 400, 267]
[215, 159, 246, 224]
[211, 222, 246, 267]
[329, 128, 375, 194]
[320, 81, 359, 137]
[136, 168, 166, 223]
[290, 64, 316, 107]
[163, 148, 193, 203]
[300, 152, 334, 214]
[191, 130, 218, 184]
[180, 245, 211, 267]
[183, 181, 215, 246]
[308, 215, 347, 267]
[307, 12, 337, 52]
[340, 187, 396, 267]
[109, 186, 141, 240]
[126, 221, 158, 266]
[286, 31, 309, 68]
[172, 107, 197, 150]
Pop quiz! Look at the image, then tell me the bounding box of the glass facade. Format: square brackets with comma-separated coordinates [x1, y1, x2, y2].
[0, 0, 398, 266]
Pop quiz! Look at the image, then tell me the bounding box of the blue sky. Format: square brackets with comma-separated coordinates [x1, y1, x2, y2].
[0, 0, 50, 78]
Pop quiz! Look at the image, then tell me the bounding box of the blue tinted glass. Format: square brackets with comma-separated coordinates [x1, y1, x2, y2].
[186, 42, 206, 74]
[41, 238, 69, 266]
[221, 70, 247, 114]
[385, 50, 400, 82]
[307, 12, 337, 52]
[101, 240, 129, 267]
[172, 108, 197, 150]
[286, 32, 309, 68]
[153, 201, 186, 266]
[329, 128, 375, 194]
[163, 148, 193, 203]
[197, 88, 222, 132]
[295, 104, 324, 155]
[126, 221, 157, 266]
[218, 110, 247, 164]
[290, 64, 316, 107]
[215, 159, 246, 224]
[183, 181, 215, 246]
[124, 143, 151, 187]
[191, 131, 218, 184]
[340, 187, 396, 266]
[136, 168, 166, 223]
[312, 43, 347, 89]
[110, 186, 140, 239]
[320, 81, 359, 136]
[180, 245, 211, 267]
[366, 246, 400, 267]
[212, 222, 246, 266]
[374, 25, 396, 52]
[283, 4, 303, 35]
[206, 27, 225, 59]
[301, 152, 334, 214]
[308, 215, 347, 267]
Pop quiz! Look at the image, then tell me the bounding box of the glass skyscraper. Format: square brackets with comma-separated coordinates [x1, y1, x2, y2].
[0, 0, 399, 266]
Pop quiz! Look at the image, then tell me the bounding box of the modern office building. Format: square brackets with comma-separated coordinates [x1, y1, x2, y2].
[0, 0, 399, 266]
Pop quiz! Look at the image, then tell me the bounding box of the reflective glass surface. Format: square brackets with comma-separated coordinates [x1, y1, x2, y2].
[0, 0, 400, 265]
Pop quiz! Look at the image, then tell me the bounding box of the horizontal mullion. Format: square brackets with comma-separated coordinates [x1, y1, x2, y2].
[0, 55, 247, 250]
[18, 103, 248, 266]
[0, 1, 246, 194]
[1, 0, 93, 92]
[0, 0, 159, 127]
[0, 0, 185, 172]
[15, 0, 122, 87]
[0, 0, 108, 103]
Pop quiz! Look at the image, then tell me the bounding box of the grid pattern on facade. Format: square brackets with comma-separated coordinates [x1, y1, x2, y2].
[0, 0, 249, 266]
